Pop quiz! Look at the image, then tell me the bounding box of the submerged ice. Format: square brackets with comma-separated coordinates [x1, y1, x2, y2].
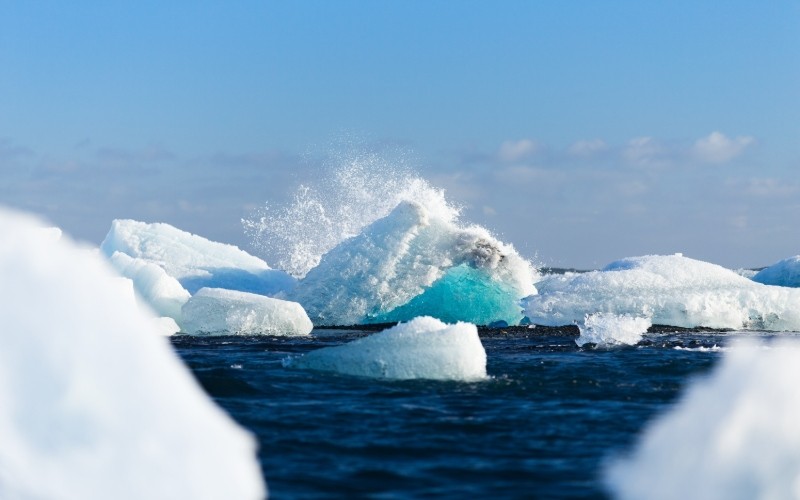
[0, 207, 265, 500]
[289, 201, 536, 326]
[524, 254, 800, 331]
[285, 316, 487, 381]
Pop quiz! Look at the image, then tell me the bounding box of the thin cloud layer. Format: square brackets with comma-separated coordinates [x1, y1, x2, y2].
[692, 131, 754, 164]
[497, 139, 539, 163]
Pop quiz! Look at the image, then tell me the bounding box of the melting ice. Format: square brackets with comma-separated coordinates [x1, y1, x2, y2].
[752, 255, 800, 288]
[285, 316, 487, 381]
[575, 312, 651, 347]
[606, 339, 800, 500]
[525, 254, 800, 331]
[0, 207, 265, 500]
[182, 287, 313, 336]
[246, 155, 537, 326]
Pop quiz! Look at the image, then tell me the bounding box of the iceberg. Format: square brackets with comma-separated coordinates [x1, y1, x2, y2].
[108, 251, 191, 322]
[0, 207, 265, 500]
[575, 313, 651, 347]
[182, 287, 313, 336]
[605, 339, 800, 500]
[285, 316, 487, 381]
[101, 219, 296, 296]
[752, 255, 800, 288]
[523, 254, 800, 331]
[290, 201, 536, 326]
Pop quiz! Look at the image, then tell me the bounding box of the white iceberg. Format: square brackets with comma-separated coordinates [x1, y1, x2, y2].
[101, 219, 296, 296]
[523, 254, 800, 331]
[182, 287, 313, 336]
[290, 201, 536, 326]
[0, 207, 265, 500]
[575, 313, 651, 347]
[606, 339, 800, 500]
[109, 251, 191, 322]
[752, 255, 800, 288]
[285, 316, 487, 381]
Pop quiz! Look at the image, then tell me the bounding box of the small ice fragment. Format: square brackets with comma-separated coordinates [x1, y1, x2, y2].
[182, 287, 313, 336]
[285, 316, 487, 381]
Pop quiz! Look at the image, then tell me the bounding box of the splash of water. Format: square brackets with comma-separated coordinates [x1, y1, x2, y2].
[243, 149, 459, 278]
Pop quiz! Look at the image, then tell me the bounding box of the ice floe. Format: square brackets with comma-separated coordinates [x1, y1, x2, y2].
[0, 207, 265, 500]
[108, 251, 191, 322]
[523, 254, 800, 331]
[102, 219, 296, 296]
[752, 255, 800, 288]
[285, 316, 487, 381]
[182, 287, 313, 336]
[606, 339, 800, 500]
[575, 313, 651, 347]
[290, 201, 536, 326]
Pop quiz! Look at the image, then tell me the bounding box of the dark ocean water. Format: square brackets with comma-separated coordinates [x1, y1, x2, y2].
[171, 327, 732, 499]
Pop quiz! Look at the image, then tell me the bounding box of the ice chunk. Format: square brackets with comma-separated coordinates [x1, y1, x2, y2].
[101, 219, 296, 295]
[290, 201, 537, 326]
[182, 287, 313, 336]
[605, 339, 800, 500]
[285, 316, 487, 381]
[108, 251, 190, 321]
[0, 207, 265, 499]
[40, 226, 63, 241]
[523, 254, 800, 331]
[575, 313, 651, 347]
[752, 255, 800, 288]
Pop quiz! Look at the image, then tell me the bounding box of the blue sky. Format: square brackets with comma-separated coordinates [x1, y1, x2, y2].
[1, 1, 798, 268]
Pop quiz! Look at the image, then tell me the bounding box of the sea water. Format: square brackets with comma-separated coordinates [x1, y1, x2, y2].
[171, 326, 739, 498]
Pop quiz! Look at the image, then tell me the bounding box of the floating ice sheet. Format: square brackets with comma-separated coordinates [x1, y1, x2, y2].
[285, 316, 487, 381]
[102, 219, 296, 295]
[291, 201, 536, 326]
[523, 254, 800, 331]
[0, 208, 265, 499]
[606, 339, 800, 500]
[182, 287, 313, 336]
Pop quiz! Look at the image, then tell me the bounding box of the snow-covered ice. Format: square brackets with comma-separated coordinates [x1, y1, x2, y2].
[290, 201, 536, 326]
[182, 287, 313, 336]
[102, 219, 296, 296]
[752, 255, 800, 288]
[523, 254, 800, 331]
[0, 207, 265, 500]
[606, 339, 800, 500]
[285, 316, 487, 381]
[108, 251, 191, 322]
[575, 313, 651, 347]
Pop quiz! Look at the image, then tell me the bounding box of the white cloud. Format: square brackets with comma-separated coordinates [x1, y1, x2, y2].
[568, 139, 608, 157]
[623, 137, 664, 166]
[497, 139, 539, 162]
[692, 131, 754, 164]
[731, 177, 800, 197]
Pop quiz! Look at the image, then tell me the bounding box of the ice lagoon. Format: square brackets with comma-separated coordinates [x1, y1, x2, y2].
[4, 159, 800, 498]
